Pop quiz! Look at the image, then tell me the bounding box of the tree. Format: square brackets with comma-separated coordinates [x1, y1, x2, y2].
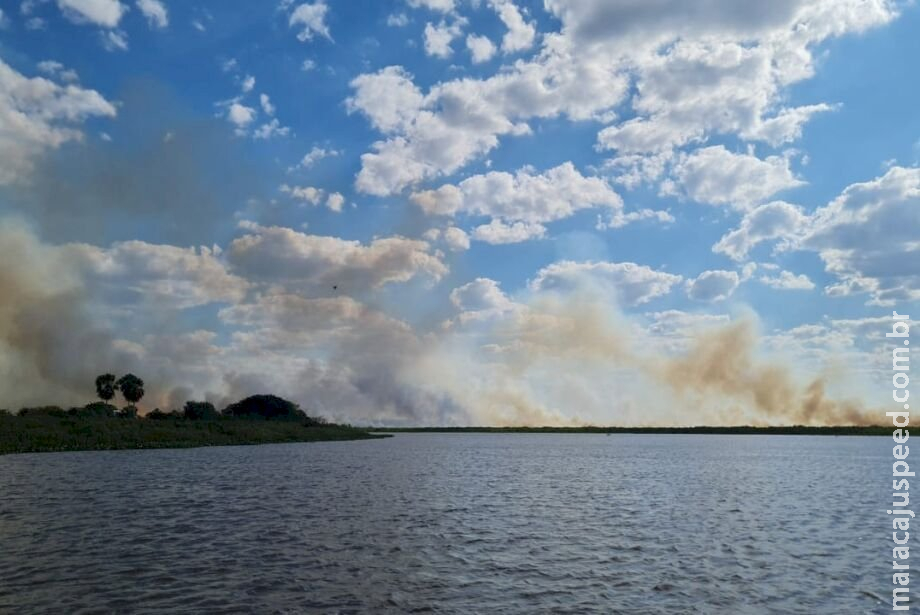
[95, 374, 116, 402]
[116, 374, 145, 405]
[184, 401, 219, 421]
[221, 394, 308, 421]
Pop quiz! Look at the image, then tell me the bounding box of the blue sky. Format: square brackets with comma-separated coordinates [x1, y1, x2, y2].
[0, 0, 917, 425]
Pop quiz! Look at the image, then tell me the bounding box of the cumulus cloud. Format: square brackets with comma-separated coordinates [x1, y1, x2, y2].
[387, 13, 409, 27]
[713, 201, 807, 260]
[226, 102, 256, 132]
[325, 192, 345, 212]
[759, 270, 815, 290]
[136, 0, 167, 28]
[798, 165, 920, 305]
[686, 270, 740, 302]
[466, 34, 496, 64]
[407, 0, 454, 12]
[662, 146, 804, 209]
[280, 184, 324, 205]
[472, 220, 546, 244]
[530, 261, 682, 306]
[449, 277, 518, 324]
[490, 0, 535, 53]
[0, 58, 116, 185]
[69, 240, 248, 309]
[411, 162, 628, 242]
[57, 0, 126, 27]
[349, 0, 894, 195]
[289, 1, 331, 42]
[226, 223, 448, 292]
[423, 19, 464, 58]
[299, 145, 341, 167]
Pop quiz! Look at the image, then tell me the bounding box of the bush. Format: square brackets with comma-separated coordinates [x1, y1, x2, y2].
[184, 401, 219, 421]
[77, 402, 118, 418]
[18, 406, 67, 417]
[221, 394, 309, 421]
[118, 405, 138, 419]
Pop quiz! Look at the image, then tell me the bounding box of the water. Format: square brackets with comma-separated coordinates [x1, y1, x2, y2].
[0, 434, 895, 613]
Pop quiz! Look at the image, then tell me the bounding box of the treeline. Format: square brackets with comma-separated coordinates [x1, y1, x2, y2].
[0, 375, 385, 454]
[0, 374, 326, 426]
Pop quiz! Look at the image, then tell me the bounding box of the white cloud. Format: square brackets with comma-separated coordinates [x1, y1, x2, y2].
[466, 34, 496, 64]
[424, 20, 464, 58]
[472, 220, 546, 244]
[241, 74, 255, 93]
[325, 192, 345, 212]
[299, 145, 341, 167]
[387, 13, 409, 27]
[301, 59, 317, 71]
[136, 0, 167, 28]
[227, 224, 448, 291]
[57, 0, 126, 27]
[411, 162, 626, 241]
[259, 93, 275, 115]
[759, 270, 815, 290]
[280, 184, 324, 205]
[252, 119, 290, 140]
[449, 277, 517, 323]
[289, 1, 331, 42]
[227, 103, 256, 129]
[70, 239, 248, 309]
[0, 58, 117, 185]
[662, 146, 804, 210]
[531, 261, 682, 306]
[349, 1, 896, 196]
[490, 0, 535, 53]
[100, 29, 129, 51]
[686, 270, 740, 302]
[346, 66, 424, 134]
[37, 60, 79, 82]
[798, 165, 920, 305]
[406, 0, 454, 12]
[713, 200, 808, 260]
[442, 226, 469, 251]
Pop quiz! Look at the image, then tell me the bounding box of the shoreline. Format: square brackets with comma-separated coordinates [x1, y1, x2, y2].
[370, 425, 890, 436]
[0, 415, 388, 456]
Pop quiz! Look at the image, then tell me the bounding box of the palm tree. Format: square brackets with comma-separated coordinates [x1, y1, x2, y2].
[94, 374, 116, 403]
[115, 374, 145, 406]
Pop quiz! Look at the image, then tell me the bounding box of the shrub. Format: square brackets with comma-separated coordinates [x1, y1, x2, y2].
[146, 408, 169, 420]
[184, 401, 219, 421]
[78, 402, 118, 417]
[221, 394, 308, 421]
[18, 406, 67, 417]
[118, 405, 138, 419]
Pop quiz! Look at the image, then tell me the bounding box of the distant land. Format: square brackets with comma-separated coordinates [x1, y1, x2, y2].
[0, 386, 386, 455]
[0, 414, 386, 455]
[371, 426, 890, 436]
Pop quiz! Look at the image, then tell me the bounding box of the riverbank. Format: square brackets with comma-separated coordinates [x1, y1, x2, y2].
[372, 425, 889, 435]
[0, 414, 387, 455]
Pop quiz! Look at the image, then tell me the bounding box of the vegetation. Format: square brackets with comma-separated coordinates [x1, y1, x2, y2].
[0, 374, 385, 455]
[0, 414, 385, 455]
[184, 401, 219, 421]
[94, 374, 116, 403]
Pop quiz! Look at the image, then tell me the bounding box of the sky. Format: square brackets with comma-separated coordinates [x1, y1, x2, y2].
[0, 0, 917, 426]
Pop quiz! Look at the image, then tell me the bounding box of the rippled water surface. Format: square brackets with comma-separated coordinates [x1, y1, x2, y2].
[0, 434, 894, 613]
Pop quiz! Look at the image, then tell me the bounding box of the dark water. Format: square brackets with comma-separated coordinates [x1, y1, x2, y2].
[0, 434, 894, 613]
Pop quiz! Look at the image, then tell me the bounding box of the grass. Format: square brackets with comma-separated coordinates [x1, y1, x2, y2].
[371, 425, 891, 435]
[0, 414, 388, 455]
